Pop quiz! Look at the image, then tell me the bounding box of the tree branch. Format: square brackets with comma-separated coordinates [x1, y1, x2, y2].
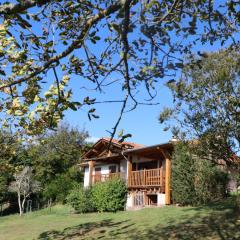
[0, 1, 123, 90]
[0, 0, 51, 15]
[108, 93, 129, 149]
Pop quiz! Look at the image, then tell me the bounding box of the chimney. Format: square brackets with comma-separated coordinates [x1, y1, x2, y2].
[170, 136, 178, 143]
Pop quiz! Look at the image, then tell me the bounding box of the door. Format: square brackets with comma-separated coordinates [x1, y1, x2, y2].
[94, 167, 101, 183]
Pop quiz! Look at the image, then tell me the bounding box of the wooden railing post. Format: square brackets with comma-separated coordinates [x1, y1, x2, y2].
[127, 157, 132, 186]
[160, 165, 163, 188]
[144, 169, 146, 186]
[88, 160, 94, 186]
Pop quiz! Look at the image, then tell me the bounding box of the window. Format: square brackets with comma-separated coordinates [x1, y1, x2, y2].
[147, 194, 158, 205]
[133, 192, 144, 206]
[95, 167, 101, 173]
[109, 165, 117, 173]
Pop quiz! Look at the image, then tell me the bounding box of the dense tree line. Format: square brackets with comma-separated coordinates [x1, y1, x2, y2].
[0, 123, 89, 215]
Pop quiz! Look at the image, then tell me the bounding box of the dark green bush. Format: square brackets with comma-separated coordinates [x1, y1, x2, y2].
[237, 173, 240, 189]
[67, 185, 94, 213]
[194, 159, 229, 204]
[91, 178, 127, 212]
[172, 142, 196, 205]
[172, 142, 229, 206]
[43, 167, 82, 203]
[43, 175, 75, 203]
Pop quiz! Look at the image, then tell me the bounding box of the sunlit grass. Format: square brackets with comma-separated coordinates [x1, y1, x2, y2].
[0, 198, 239, 240]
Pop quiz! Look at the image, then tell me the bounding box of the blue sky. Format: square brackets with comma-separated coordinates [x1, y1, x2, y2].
[64, 82, 173, 146]
[60, 21, 239, 146]
[62, 40, 239, 146]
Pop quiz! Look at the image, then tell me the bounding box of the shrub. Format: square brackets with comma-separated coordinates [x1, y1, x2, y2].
[172, 142, 229, 206]
[194, 159, 229, 204]
[172, 142, 196, 205]
[237, 173, 240, 190]
[43, 167, 82, 203]
[91, 178, 127, 212]
[67, 185, 94, 213]
[43, 175, 75, 203]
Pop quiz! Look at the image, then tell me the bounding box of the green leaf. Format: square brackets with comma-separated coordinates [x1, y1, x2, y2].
[92, 114, 99, 119]
[175, 63, 184, 68]
[88, 108, 96, 113]
[68, 103, 77, 111]
[0, 70, 6, 76]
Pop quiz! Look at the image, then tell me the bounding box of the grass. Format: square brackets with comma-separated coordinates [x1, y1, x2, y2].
[0, 198, 239, 240]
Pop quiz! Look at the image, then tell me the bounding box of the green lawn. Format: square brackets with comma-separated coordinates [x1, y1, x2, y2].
[0, 198, 239, 240]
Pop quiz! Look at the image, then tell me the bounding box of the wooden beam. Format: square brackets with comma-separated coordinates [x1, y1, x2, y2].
[159, 149, 171, 205]
[127, 156, 132, 186]
[160, 161, 163, 190]
[88, 160, 94, 186]
[165, 155, 171, 205]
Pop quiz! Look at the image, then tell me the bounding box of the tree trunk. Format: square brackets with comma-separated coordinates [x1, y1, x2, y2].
[22, 197, 26, 214]
[17, 191, 23, 216]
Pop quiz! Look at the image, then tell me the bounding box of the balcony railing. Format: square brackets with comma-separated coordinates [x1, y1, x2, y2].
[92, 168, 165, 190]
[128, 168, 165, 188]
[93, 172, 125, 184]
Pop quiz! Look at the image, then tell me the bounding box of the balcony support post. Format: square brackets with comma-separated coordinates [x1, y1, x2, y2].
[127, 156, 132, 186]
[159, 149, 171, 205]
[88, 160, 94, 186]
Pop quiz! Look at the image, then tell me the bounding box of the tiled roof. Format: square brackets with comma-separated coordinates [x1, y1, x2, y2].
[81, 137, 144, 160]
[102, 137, 144, 149]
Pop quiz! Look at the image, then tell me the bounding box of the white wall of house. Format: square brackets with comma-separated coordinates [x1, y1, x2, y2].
[126, 192, 166, 209]
[93, 164, 111, 175]
[83, 163, 120, 187]
[83, 167, 89, 187]
[120, 159, 128, 180]
[126, 193, 133, 209]
[157, 193, 166, 205]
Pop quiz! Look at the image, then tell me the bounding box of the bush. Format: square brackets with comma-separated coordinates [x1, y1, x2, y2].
[172, 142, 229, 206]
[43, 167, 82, 203]
[67, 185, 94, 213]
[194, 159, 229, 204]
[91, 178, 127, 212]
[237, 174, 240, 189]
[172, 142, 196, 205]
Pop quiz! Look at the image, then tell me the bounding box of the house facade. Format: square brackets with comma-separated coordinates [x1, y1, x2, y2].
[80, 138, 173, 209]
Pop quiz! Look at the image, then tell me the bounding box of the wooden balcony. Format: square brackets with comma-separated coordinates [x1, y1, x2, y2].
[92, 168, 165, 191]
[93, 172, 125, 184]
[128, 168, 165, 189]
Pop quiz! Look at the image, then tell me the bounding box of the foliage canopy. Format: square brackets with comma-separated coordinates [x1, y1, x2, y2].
[160, 49, 240, 164]
[0, 0, 240, 137]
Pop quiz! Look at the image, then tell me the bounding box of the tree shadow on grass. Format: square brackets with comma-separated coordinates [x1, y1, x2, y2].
[128, 205, 240, 240]
[37, 219, 134, 240]
[37, 199, 240, 240]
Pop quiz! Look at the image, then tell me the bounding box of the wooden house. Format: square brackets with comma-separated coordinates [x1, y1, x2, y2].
[80, 137, 173, 209]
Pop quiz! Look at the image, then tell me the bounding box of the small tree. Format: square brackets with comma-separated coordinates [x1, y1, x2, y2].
[9, 167, 40, 216]
[171, 142, 196, 205]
